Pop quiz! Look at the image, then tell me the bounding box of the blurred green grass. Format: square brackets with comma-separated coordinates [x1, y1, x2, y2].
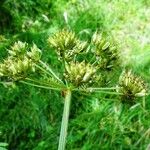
[0, 0, 150, 149]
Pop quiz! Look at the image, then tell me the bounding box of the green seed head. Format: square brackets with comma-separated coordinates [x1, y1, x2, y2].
[64, 61, 98, 87]
[0, 42, 41, 80]
[117, 70, 147, 101]
[9, 41, 28, 57]
[0, 57, 34, 80]
[92, 32, 119, 70]
[27, 44, 42, 61]
[48, 30, 87, 61]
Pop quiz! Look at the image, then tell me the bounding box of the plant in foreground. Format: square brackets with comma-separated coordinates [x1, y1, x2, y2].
[0, 30, 147, 150]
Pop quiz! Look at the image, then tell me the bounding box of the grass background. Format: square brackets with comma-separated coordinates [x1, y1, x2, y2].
[0, 0, 150, 149]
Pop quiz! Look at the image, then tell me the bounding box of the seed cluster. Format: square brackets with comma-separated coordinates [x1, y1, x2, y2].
[91, 32, 119, 70]
[0, 41, 41, 80]
[48, 29, 87, 61]
[48, 30, 147, 100]
[48, 30, 120, 87]
[117, 70, 147, 101]
[64, 61, 101, 86]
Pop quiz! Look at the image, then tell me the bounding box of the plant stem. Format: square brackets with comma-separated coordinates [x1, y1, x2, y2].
[39, 60, 63, 84]
[58, 89, 72, 150]
[73, 87, 117, 91]
[25, 78, 52, 86]
[34, 64, 53, 77]
[25, 77, 65, 88]
[19, 80, 62, 91]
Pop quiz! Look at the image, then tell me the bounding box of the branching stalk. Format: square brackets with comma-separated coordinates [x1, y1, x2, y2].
[25, 77, 65, 89]
[73, 87, 117, 91]
[20, 80, 62, 91]
[25, 77, 52, 87]
[39, 60, 63, 84]
[34, 64, 53, 77]
[92, 90, 123, 95]
[87, 87, 117, 90]
[58, 89, 72, 150]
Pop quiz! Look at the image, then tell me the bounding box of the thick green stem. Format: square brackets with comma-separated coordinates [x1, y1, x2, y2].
[58, 90, 72, 150]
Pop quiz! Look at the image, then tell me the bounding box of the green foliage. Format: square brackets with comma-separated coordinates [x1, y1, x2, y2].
[67, 99, 150, 150]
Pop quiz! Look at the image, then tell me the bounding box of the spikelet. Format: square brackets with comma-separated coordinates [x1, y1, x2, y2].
[91, 32, 119, 70]
[0, 41, 41, 80]
[64, 61, 99, 87]
[48, 29, 87, 61]
[27, 44, 42, 62]
[8, 41, 28, 57]
[117, 70, 147, 101]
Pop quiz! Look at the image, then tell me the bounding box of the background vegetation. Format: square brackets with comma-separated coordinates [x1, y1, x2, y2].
[0, 0, 150, 149]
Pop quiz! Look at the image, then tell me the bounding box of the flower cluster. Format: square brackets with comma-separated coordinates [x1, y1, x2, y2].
[48, 30, 120, 87]
[91, 32, 119, 70]
[117, 70, 147, 101]
[64, 61, 101, 86]
[0, 41, 41, 80]
[48, 29, 87, 61]
[8, 41, 27, 57]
